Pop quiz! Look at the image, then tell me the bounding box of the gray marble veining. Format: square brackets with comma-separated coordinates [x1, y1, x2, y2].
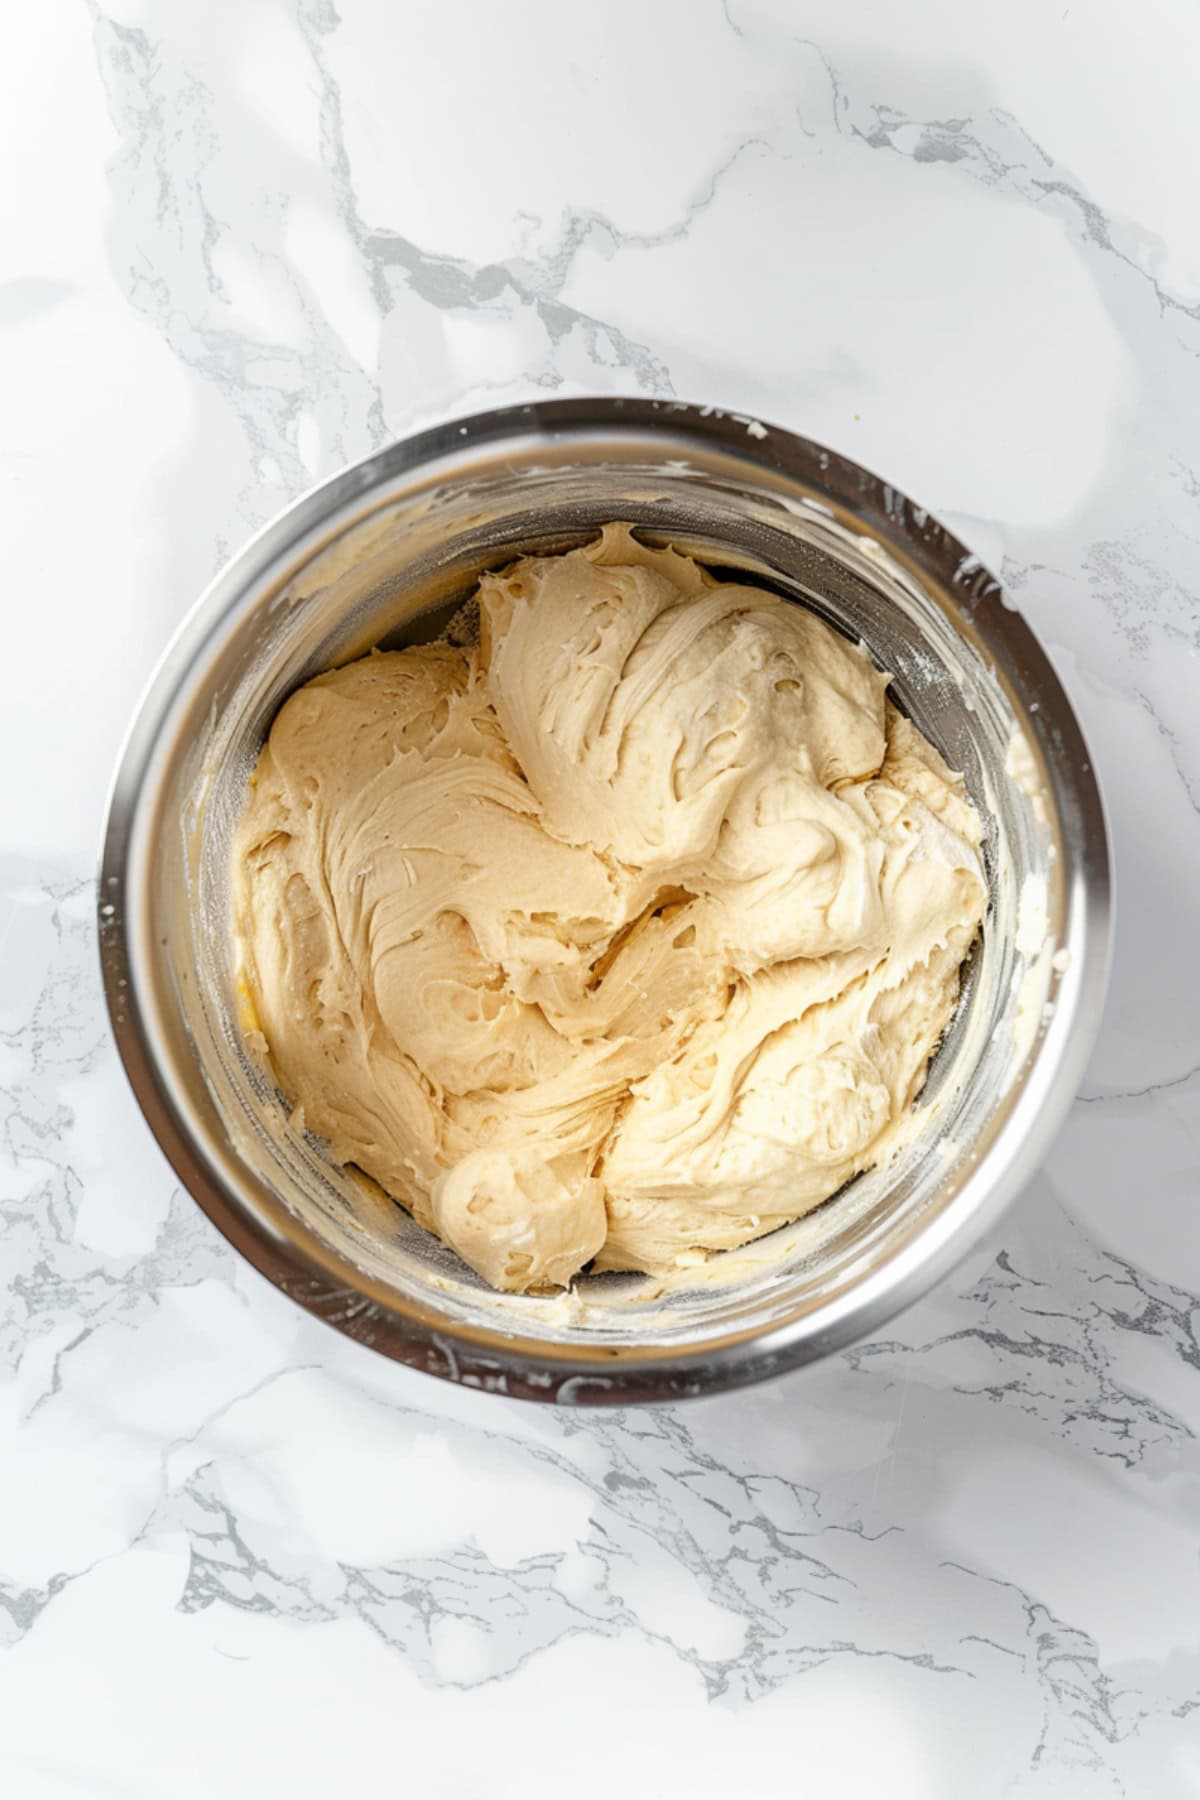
[2, 2, 1199, 1793]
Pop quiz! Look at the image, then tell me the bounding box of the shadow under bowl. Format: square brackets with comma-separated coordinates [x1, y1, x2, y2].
[99, 398, 1110, 1403]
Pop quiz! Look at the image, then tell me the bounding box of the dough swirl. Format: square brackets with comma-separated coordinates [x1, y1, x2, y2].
[234, 525, 986, 1291]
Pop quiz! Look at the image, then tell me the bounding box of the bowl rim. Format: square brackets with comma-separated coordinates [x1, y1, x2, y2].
[98, 396, 1112, 1404]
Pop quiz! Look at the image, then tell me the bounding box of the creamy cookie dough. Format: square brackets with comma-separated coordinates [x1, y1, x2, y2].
[233, 525, 987, 1292]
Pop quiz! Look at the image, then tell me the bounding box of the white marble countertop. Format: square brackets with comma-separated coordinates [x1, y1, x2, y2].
[5, 2, 1200, 1794]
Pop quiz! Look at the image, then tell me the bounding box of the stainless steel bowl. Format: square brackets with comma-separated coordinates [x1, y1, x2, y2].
[99, 398, 1110, 1403]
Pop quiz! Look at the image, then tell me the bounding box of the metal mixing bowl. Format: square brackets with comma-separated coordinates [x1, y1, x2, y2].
[99, 398, 1110, 1403]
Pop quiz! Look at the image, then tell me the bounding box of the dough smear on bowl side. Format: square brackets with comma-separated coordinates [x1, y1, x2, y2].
[232, 524, 987, 1293]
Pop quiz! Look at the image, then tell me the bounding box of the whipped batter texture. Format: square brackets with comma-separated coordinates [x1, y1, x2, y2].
[233, 525, 987, 1291]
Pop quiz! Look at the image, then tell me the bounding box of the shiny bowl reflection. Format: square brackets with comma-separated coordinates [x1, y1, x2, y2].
[99, 399, 1110, 1402]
